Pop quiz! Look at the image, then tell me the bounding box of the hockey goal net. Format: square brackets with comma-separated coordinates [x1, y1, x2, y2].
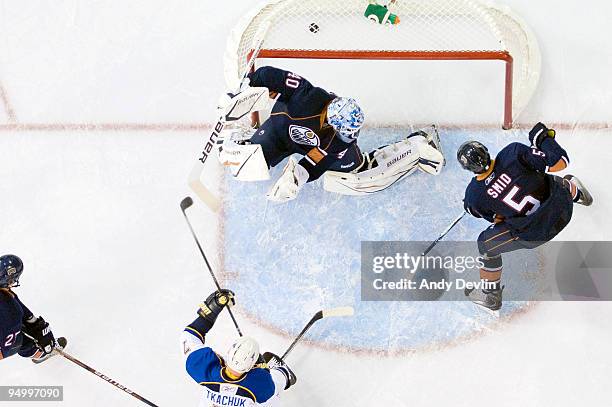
[224, 0, 540, 129]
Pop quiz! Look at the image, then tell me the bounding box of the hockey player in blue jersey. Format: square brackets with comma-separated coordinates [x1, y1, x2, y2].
[181, 289, 296, 406]
[0, 254, 64, 362]
[216, 66, 445, 201]
[458, 123, 593, 311]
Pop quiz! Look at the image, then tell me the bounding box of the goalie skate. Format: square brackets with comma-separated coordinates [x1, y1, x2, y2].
[419, 124, 445, 167]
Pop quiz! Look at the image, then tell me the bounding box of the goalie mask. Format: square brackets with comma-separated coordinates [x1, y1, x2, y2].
[326, 97, 364, 142]
[0, 254, 24, 288]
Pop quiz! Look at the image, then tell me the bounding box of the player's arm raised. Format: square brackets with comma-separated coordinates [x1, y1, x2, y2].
[526, 122, 569, 172]
[248, 66, 312, 103]
[181, 290, 235, 382]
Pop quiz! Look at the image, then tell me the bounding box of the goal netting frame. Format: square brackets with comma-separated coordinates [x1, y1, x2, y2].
[224, 0, 541, 129]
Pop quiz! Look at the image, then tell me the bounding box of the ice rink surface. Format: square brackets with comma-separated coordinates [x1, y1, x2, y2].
[225, 128, 544, 352]
[1, 1, 612, 407]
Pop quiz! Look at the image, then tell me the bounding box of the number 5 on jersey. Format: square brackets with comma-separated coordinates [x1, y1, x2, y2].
[502, 185, 540, 215]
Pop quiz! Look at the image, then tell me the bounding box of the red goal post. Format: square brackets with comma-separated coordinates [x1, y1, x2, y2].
[224, 0, 540, 129]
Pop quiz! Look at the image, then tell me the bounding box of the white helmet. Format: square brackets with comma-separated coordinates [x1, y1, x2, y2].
[226, 337, 260, 374]
[326, 97, 365, 142]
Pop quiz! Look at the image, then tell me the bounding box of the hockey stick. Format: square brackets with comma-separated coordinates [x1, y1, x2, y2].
[54, 348, 159, 407]
[421, 211, 467, 256]
[188, 22, 271, 212]
[281, 306, 354, 360]
[180, 196, 243, 336]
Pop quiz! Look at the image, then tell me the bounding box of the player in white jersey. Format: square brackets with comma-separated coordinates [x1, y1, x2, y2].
[181, 289, 296, 406]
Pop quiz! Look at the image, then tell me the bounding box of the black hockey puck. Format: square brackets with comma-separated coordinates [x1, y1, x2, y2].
[309, 23, 320, 34]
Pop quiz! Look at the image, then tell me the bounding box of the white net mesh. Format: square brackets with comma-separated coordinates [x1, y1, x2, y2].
[224, 0, 540, 126]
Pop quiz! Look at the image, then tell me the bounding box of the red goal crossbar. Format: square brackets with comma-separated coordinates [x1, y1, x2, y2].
[255, 49, 514, 129]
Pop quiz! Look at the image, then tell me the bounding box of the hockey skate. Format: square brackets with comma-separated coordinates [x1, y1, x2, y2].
[465, 286, 504, 312]
[32, 337, 67, 364]
[563, 174, 593, 206]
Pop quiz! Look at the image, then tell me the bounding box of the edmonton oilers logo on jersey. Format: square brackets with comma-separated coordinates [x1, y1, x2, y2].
[289, 125, 320, 147]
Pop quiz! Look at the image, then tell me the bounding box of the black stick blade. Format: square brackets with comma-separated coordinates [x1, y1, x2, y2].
[180, 196, 194, 212]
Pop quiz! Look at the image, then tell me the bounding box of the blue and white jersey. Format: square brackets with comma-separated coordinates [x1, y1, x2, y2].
[181, 330, 286, 407]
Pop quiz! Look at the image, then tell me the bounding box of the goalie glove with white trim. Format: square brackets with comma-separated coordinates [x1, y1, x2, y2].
[266, 157, 310, 202]
[216, 86, 271, 123]
[263, 352, 297, 390]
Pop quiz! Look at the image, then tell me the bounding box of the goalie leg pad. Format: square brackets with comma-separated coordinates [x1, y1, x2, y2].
[323, 139, 420, 195]
[415, 137, 445, 175]
[218, 139, 270, 181]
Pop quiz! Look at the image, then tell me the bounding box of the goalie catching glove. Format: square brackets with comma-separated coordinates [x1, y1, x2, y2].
[266, 157, 310, 202]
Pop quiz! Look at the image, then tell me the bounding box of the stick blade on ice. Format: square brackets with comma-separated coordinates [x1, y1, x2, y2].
[322, 306, 354, 318]
[188, 163, 221, 213]
[180, 196, 194, 212]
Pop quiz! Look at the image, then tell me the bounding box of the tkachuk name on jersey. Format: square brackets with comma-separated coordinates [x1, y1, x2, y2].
[204, 388, 247, 407]
[289, 125, 320, 147]
[487, 173, 512, 198]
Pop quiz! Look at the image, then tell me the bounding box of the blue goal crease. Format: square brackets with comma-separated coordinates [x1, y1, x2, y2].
[223, 128, 537, 351]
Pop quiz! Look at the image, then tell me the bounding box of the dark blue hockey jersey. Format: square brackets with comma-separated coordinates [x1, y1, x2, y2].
[464, 139, 569, 224]
[0, 290, 32, 359]
[248, 66, 359, 181]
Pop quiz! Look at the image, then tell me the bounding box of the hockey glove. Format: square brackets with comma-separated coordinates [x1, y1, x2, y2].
[197, 289, 235, 325]
[528, 122, 556, 149]
[263, 352, 297, 390]
[216, 87, 270, 122]
[21, 316, 56, 355]
[267, 157, 309, 203]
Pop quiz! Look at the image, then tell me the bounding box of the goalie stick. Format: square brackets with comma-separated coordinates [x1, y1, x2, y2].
[54, 348, 159, 407]
[281, 306, 354, 360]
[188, 22, 271, 212]
[180, 196, 244, 336]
